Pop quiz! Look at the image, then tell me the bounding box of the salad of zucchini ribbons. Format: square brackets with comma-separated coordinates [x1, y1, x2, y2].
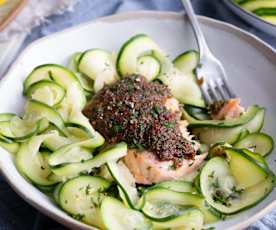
[0, 34, 274, 229]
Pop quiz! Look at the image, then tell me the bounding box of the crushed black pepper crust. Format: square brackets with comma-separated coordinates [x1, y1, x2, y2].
[83, 75, 196, 164]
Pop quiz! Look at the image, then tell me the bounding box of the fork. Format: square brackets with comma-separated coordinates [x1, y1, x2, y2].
[181, 0, 236, 105]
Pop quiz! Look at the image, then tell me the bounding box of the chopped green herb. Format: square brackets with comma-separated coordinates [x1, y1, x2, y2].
[211, 178, 220, 189]
[71, 213, 84, 221]
[127, 84, 135, 92]
[203, 227, 216, 230]
[90, 194, 103, 207]
[169, 162, 177, 170]
[163, 120, 176, 129]
[212, 190, 231, 207]
[154, 105, 162, 114]
[79, 171, 89, 176]
[133, 138, 144, 150]
[151, 110, 158, 119]
[85, 185, 91, 195]
[113, 124, 123, 133]
[48, 71, 54, 81]
[139, 123, 146, 133]
[208, 171, 215, 178]
[231, 186, 244, 196]
[212, 185, 243, 207]
[104, 184, 119, 197]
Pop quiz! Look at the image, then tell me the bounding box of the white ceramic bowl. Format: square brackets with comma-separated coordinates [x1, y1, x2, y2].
[0, 11, 275, 230]
[223, 0, 276, 37]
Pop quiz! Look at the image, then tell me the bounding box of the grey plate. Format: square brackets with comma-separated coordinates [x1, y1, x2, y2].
[223, 0, 276, 37]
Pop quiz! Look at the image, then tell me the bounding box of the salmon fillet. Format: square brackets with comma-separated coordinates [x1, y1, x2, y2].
[123, 98, 206, 185]
[211, 98, 245, 120]
[85, 76, 204, 185]
[124, 149, 207, 184]
[164, 97, 181, 115]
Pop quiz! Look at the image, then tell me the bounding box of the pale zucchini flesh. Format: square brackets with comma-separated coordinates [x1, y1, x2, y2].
[160, 67, 205, 107]
[24, 99, 64, 131]
[225, 148, 268, 189]
[191, 106, 264, 145]
[116, 34, 164, 78]
[42, 134, 71, 151]
[242, 149, 269, 171]
[101, 196, 152, 230]
[51, 142, 127, 179]
[152, 208, 204, 230]
[59, 176, 111, 228]
[192, 126, 244, 145]
[48, 136, 104, 167]
[0, 113, 16, 122]
[16, 133, 58, 186]
[234, 132, 274, 156]
[26, 80, 66, 107]
[107, 161, 140, 209]
[142, 188, 219, 223]
[23, 64, 86, 108]
[152, 180, 197, 193]
[78, 49, 116, 81]
[0, 116, 47, 141]
[173, 50, 199, 80]
[117, 34, 205, 107]
[200, 156, 274, 214]
[0, 141, 19, 154]
[136, 54, 161, 81]
[183, 105, 261, 128]
[78, 49, 117, 92]
[68, 52, 82, 72]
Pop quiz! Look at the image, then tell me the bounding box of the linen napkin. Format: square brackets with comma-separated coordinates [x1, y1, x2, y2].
[0, 0, 77, 77]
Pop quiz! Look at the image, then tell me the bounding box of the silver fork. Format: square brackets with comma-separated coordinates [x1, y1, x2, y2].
[181, 0, 236, 105]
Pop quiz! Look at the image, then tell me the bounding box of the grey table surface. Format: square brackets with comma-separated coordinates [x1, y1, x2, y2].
[1, 0, 276, 229]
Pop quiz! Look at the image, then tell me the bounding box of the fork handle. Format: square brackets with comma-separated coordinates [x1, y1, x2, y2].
[181, 0, 212, 59]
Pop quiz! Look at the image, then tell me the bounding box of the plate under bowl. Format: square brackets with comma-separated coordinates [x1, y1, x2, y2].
[0, 11, 275, 230]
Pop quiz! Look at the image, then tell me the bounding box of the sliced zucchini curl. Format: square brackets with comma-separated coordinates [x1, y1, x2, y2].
[78, 49, 118, 93]
[183, 104, 268, 145]
[70, 34, 205, 107]
[116, 34, 205, 108]
[201, 145, 275, 214]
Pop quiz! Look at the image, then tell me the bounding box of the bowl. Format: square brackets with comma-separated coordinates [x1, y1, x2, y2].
[0, 11, 275, 230]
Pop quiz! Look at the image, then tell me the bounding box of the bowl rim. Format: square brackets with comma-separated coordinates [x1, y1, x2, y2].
[223, 0, 276, 29]
[0, 10, 276, 230]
